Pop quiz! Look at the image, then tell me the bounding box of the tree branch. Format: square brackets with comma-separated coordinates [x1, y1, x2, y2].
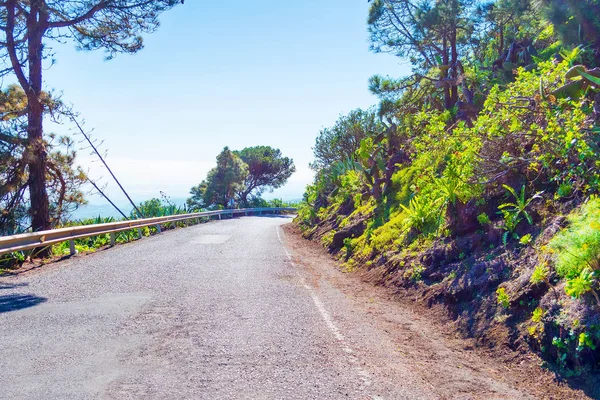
[0, 131, 27, 145]
[5, 0, 30, 93]
[48, 1, 108, 28]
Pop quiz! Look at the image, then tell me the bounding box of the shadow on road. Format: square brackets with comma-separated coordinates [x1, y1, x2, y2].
[0, 293, 47, 313]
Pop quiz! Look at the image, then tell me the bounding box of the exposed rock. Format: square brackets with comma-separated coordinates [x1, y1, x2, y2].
[447, 199, 480, 236]
[329, 217, 367, 251]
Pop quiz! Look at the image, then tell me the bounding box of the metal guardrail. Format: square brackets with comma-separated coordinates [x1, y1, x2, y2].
[0, 207, 296, 256]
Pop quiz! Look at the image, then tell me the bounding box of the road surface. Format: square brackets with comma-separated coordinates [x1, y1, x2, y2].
[0, 216, 537, 399]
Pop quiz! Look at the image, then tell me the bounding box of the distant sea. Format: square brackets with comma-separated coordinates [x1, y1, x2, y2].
[70, 203, 132, 220]
[70, 197, 187, 220]
[70, 197, 301, 221]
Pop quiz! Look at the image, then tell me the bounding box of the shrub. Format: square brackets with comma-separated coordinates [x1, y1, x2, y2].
[531, 263, 550, 284]
[497, 184, 541, 244]
[547, 197, 600, 279]
[477, 213, 490, 225]
[532, 307, 544, 323]
[564, 268, 600, 305]
[520, 233, 533, 246]
[496, 287, 510, 309]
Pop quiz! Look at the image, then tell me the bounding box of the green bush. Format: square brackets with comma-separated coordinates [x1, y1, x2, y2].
[547, 197, 600, 279]
[496, 287, 510, 309]
[477, 213, 490, 225]
[564, 268, 597, 301]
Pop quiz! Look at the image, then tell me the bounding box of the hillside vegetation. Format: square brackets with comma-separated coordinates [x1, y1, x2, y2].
[296, 0, 600, 377]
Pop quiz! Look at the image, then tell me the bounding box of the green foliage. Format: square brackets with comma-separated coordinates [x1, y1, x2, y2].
[477, 213, 491, 225]
[564, 268, 597, 301]
[390, 167, 419, 206]
[311, 108, 380, 171]
[137, 195, 188, 218]
[532, 307, 545, 323]
[556, 183, 573, 199]
[0, 86, 87, 234]
[537, 0, 600, 45]
[548, 198, 600, 279]
[551, 64, 600, 100]
[187, 147, 248, 209]
[497, 185, 540, 239]
[234, 146, 295, 206]
[0, 250, 28, 270]
[321, 230, 336, 248]
[354, 137, 388, 201]
[404, 264, 426, 282]
[519, 233, 533, 246]
[496, 287, 510, 309]
[531, 263, 550, 284]
[298, 0, 600, 375]
[578, 332, 597, 351]
[399, 195, 443, 234]
[188, 146, 295, 210]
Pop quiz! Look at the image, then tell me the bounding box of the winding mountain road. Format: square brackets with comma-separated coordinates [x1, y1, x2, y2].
[0, 216, 548, 399]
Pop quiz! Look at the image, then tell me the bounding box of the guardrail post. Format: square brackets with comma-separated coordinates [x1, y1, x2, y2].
[218, 214, 221, 220]
[137, 228, 143, 239]
[155, 224, 161, 233]
[110, 232, 116, 246]
[69, 239, 77, 256]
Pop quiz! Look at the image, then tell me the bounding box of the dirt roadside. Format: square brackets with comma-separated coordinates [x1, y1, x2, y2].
[282, 223, 593, 400]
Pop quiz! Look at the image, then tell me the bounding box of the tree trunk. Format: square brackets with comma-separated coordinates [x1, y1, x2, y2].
[442, 37, 451, 110]
[498, 23, 505, 56]
[240, 191, 249, 208]
[26, 4, 51, 244]
[449, 24, 459, 109]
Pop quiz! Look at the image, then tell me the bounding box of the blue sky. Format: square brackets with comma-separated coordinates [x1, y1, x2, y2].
[41, 0, 409, 206]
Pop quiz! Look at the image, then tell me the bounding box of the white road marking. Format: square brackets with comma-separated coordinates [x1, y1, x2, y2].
[276, 227, 376, 391]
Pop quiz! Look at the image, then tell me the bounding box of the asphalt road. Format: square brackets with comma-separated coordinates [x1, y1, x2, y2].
[0, 216, 527, 399]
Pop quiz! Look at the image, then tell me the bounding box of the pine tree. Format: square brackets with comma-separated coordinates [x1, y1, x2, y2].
[0, 0, 181, 237]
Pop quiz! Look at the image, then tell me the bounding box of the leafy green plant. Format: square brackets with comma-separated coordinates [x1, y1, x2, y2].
[565, 268, 600, 305]
[399, 195, 443, 233]
[477, 212, 490, 225]
[548, 198, 600, 279]
[519, 233, 533, 246]
[578, 332, 597, 351]
[343, 237, 354, 260]
[355, 137, 388, 201]
[321, 230, 336, 248]
[0, 250, 27, 269]
[551, 64, 600, 100]
[404, 264, 426, 282]
[529, 307, 546, 339]
[532, 307, 544, 323]
[497, 185, 541, 244]
[496, 287, 510, 309]
[531, 263, 549, 284]
[551, 336, 572, 370]
[556, 183, 573, 199]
